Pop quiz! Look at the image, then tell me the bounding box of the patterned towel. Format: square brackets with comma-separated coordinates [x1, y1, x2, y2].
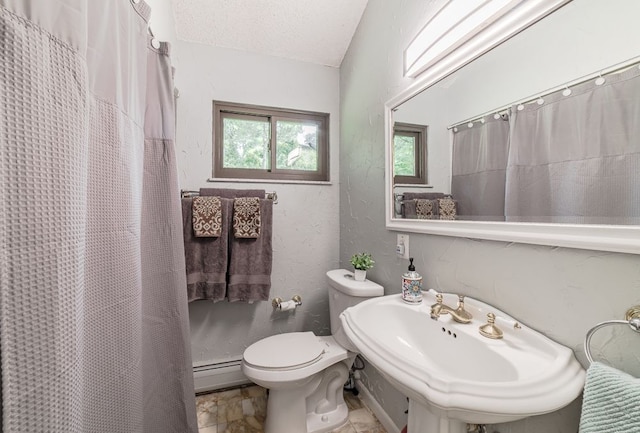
[579, 362, 640, 433]
[438, 197, 458, 220]
[233, 197, 261, 238]
[192, 196, 222, 237]
[415, 199, 438, 219]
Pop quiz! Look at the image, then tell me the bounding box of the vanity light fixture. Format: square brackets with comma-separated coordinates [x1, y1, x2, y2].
[403, 0, 573, 78]
[404, 0, 521, 78]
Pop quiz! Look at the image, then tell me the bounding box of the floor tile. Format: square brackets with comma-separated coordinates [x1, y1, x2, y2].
[196, 385, 387, 433]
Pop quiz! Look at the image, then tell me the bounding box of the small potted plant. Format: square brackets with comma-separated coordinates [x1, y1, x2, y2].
[350, 252, 375, 281]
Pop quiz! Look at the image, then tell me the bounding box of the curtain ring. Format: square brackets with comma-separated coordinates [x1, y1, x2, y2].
[562, 86, 572, 96]
[151, 38, 161, 49]
[595, 73, 605, 86]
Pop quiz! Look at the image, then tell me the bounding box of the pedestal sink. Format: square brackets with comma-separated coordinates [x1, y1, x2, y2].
[339, 291, 585, 433]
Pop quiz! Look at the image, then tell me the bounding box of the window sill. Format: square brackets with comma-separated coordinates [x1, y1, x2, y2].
[207, 177, 332, 186]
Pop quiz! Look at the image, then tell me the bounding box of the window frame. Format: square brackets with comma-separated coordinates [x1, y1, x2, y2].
[212, 101, 330, 182]
[393, 122, 428, 185]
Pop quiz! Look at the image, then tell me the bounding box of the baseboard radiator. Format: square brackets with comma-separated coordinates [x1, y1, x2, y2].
[193, 357, 250, 393]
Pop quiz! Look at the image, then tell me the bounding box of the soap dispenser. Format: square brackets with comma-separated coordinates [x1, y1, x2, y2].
[402, 258, 423, 304]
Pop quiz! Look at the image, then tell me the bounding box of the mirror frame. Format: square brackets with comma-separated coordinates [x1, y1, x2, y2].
[385, 0, 640, 255]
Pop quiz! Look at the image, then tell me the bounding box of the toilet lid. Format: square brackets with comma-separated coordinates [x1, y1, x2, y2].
[244, 332, 324, 370]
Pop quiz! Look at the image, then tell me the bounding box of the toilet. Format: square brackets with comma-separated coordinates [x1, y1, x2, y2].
[241, 269, 384, 433]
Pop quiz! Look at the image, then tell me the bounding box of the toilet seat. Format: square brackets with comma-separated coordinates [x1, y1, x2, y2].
[244, 332, 324, 370]
[242, 335, 349, 387]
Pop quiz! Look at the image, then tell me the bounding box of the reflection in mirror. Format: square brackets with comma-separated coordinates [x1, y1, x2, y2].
[391, 0, 640, 226]
[393, 123, 428, 185]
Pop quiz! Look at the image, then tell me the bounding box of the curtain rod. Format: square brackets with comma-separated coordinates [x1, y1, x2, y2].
[447, 55, 640, 130]
[181, 189, 278, 204]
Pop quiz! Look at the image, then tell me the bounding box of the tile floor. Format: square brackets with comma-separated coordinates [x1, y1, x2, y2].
[196, 384, 388, 433]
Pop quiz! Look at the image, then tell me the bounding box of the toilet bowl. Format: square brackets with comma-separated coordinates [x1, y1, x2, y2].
[241, 269, 384, 433]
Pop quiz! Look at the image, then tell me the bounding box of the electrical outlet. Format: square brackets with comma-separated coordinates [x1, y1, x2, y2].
[396, 234, 410, 259]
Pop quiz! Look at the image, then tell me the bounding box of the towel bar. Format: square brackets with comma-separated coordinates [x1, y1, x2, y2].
[584, 305, 640, 364]
[181, 189, 278, 203]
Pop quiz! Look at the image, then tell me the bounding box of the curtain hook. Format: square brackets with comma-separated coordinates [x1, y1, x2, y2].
[536, 96, 545, 105]
[467, 122, 474, 128]
[517, 104, 525, 111]
[562, 85, 572, 97]
[595, 72, 605, 86]
[493, 113, 501, 120]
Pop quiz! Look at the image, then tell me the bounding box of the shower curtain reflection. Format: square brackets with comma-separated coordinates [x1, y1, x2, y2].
[448, 63, 640, 224]
[451, 116, 509, 221]
[505, 65, 640, 224]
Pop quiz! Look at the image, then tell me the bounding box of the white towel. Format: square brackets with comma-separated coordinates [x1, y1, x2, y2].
[579, 362, 640, 433]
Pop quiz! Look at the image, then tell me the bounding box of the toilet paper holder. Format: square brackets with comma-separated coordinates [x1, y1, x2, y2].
[272, 295, 302, 310]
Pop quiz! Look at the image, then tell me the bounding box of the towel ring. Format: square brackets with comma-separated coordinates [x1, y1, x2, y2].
[584, 305, 640, 364]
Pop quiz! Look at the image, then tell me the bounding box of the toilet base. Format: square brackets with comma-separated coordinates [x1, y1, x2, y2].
[263, 360, 350, 433]
[306, 401, 349, 433]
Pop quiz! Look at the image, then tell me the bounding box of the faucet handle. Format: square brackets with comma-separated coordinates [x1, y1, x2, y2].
[494, 314, 521, 331]
[479, 313, 503, 339]
[430, 293, 444, 320]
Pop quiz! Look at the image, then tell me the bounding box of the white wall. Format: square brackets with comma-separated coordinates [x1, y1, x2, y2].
[170, 41, 340, 367]
[145, 0, 177, 44]
[340, 0, 640, 431]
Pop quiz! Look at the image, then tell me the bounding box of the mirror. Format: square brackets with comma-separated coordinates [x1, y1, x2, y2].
[386, 0, 640, 254]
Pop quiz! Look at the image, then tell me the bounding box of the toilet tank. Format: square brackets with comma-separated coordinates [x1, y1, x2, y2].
[326, 269, 384, 348]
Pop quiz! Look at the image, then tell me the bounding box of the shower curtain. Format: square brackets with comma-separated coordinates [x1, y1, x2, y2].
[0, 1, 197, 432]
[505, 66, 640, 224]
[451, 116, 510, 220]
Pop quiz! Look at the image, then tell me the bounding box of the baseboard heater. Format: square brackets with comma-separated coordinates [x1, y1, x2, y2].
[193, 357, 250, 393]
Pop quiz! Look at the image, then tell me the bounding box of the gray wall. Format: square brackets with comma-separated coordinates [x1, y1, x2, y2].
[173, 40, 341, 366]
[340, 0, 640, 431]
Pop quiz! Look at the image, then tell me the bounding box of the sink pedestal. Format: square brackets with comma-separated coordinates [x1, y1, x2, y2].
[408, 400, 466, 433]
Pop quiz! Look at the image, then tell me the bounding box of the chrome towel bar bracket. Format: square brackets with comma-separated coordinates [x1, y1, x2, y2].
[584, 305, 640, 364]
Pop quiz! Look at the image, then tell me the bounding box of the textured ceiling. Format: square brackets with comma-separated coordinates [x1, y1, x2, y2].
[172, 0, 369, 67]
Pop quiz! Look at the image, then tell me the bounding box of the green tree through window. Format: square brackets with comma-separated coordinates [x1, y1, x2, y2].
[213, 101, 329, 181]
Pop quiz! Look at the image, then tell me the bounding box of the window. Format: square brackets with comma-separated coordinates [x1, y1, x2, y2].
[213, 101, 329, 182]
[393, 122, 428, 184]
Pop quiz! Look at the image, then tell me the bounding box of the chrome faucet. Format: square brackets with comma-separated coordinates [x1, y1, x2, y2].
[430, 293, 473, 324]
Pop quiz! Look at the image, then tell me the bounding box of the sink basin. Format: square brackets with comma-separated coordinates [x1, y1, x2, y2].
[339, 292, 585, 431]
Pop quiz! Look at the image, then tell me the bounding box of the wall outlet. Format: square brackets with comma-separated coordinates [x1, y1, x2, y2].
[396, 234, 410, 259]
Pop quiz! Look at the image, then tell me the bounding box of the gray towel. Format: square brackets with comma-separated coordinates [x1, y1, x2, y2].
[402, 192, 446, 217]
[227, 199, 273, 302]
[402, 192, 447, 200]
[182, 197, 231, 302]
[200, 188, 265, 198]
[579, 362, 640, 433]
